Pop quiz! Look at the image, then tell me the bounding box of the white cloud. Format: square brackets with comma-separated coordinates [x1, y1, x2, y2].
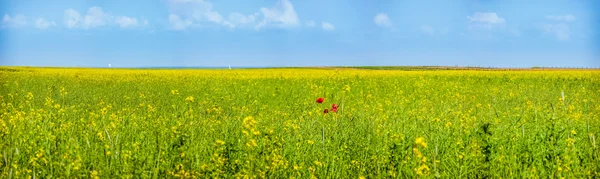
[467, 12, 505, 29]
[543, 23, 570, 41]
[255, 0, 299, 29]
[34, 18, 56, 29]
[305, 20, 316, 27]
[168, 0, 214, 18]
[321, 22, 334, 31]
[167, 0, 300, 30]
[204, 11, 223, 23]
[468, 12, 505, 24]
[421, 25, 434, 35]
[228, 12, 257, 28]
[3, 14, 27, 27]
[64, 7, 144, 29]
[541, 15, 575, 41]
[374, 13, 392, 27]
[64, 9, 81, 28]
[82, 6, 111, 28]
[167, 0, 233, 29]
[169, 14, 193, 30]
[116, 16, 138, 28]
[64, 7, 111, 29]
[546, 15, 576, 22]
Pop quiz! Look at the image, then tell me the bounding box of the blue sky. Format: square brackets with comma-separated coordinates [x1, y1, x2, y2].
[0, 0, 598, 67]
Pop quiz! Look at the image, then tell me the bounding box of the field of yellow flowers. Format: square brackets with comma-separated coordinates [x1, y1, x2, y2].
[1, 67, 599, 178]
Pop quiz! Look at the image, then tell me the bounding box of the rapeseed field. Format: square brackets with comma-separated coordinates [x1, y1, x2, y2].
[0, 67, 599, 178]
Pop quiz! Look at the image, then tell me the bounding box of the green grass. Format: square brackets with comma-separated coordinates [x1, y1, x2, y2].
[0, 68, 599, 178]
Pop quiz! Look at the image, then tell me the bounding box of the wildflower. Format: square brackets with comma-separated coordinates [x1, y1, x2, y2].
[415, 165, 430, 176]
[90, 170, 100, 179]
[307, 140, 315, 145]
[185, 96, 194, 103]
[324, 109, 329, 113]
[293, 164, 302, 170]
[566, 138, 575, 147]
[26, 92, 34, 100]
[316, 97, 324, 103]
[445, 122, 452, 127]
[331, 103, 339, 112]
[413, 147, 423, 158]
[242, 116, 256, 130]
[415, 137, 427, 148]
[246, 139, 258, 147]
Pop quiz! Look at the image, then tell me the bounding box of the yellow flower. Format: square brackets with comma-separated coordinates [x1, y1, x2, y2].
[243, 116, 256, 129]
[413, 148, 423, 158]
[246, 139, 257, 147]
[252, 130, 261, 135]
[293, 164, 302, 170]
[566, 138, 575, 147]
[185, 96, 194, 103]
[415, 137, 427, 148]
[26, 92, 34, 100]
[307, 140, 315, 145]
[415, 165, 430, 176]
[314, 160, 322, 167]
[344, 85, 351, 92]
[90, 170, 100, 179]
[571, 130, 576, 135]
[215, 139, 225, 146]
[445, 122, 453, 127]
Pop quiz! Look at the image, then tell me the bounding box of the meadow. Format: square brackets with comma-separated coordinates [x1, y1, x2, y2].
[0, 67, 599, 178]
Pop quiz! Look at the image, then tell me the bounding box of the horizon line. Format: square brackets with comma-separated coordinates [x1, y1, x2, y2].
[2, 65, 600, 69]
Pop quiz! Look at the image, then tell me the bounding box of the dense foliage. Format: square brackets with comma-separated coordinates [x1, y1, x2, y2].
[1, 68, 599, 178]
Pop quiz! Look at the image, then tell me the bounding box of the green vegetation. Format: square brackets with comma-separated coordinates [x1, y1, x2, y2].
[1, 68, 599, 178]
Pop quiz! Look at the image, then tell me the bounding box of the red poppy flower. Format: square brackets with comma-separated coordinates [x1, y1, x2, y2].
[331, 103, 339, 109]
[316, 97, 324, 103]
[331, 108, 338, 113]
[323, 108, 329, 113]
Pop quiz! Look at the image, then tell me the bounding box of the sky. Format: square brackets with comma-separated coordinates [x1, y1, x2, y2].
[0, 0, 598, 68]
